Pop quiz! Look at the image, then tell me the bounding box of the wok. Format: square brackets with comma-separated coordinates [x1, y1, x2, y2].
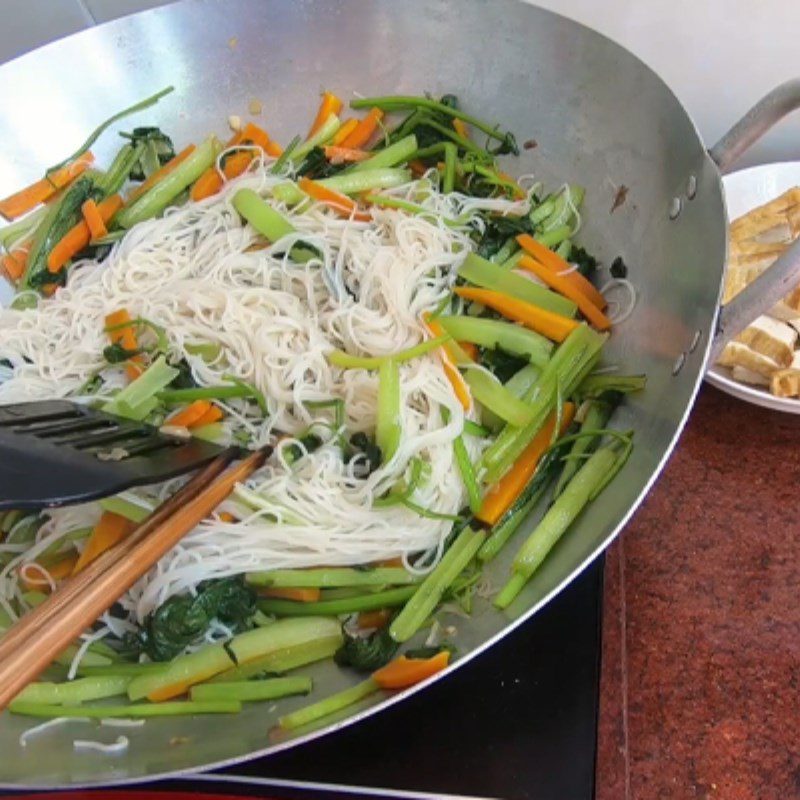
[1, 0, 799, 787]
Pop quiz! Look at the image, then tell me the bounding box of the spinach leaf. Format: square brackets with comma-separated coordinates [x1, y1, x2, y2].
[570, 245, 599, 278]
[347, 432, 382, 477]
[478, 346, 530, 384]
[121, 127, 175, 181]
[334, 627, 399, 672]
[474, 213, 533, 259]
[129, 577, 257, 662]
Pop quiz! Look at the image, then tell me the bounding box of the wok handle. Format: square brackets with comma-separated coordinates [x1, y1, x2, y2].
[707, 79, 800, 360]
[709, 79, 800, 175]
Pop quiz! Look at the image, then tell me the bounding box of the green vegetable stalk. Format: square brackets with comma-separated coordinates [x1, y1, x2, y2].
[494, 441, 627, 609]
[258, 586, 417, 617]
[190, 676, 312, 703]
[13, 675, 130, 706]
[389, 526, 486, 642]
[351, 134, 418, 173]
[327, 335, 450, 370]
[376, 358, 401, 463]
[246, 567, 415, 588]
[278, 677, 379, 731]
[9, 700, 242, 718]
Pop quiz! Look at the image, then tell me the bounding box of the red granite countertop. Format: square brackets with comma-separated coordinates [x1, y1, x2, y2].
[596, 385, 800, 799]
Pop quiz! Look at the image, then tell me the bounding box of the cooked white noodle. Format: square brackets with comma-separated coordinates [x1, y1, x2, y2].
[0, 162, 519, 621]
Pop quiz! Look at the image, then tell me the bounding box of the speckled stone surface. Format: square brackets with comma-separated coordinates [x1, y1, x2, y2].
[596, 385, 800, 800]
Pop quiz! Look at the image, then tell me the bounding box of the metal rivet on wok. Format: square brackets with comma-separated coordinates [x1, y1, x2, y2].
[672, 351, 687, 375]
[669, 196, 682, 220]
[689, 329, 702, 352]
[686, 174, 697, 200]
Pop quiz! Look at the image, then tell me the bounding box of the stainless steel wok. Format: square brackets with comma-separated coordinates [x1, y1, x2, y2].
[1, 0, 799, 787]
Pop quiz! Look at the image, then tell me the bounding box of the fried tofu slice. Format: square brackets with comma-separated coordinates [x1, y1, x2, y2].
[770, 351, 800, 397]
[717, 341, 780, 378]
[731, 365, 771, 386]
[735, 316, 797, 367]
[730, 187, 800, 243]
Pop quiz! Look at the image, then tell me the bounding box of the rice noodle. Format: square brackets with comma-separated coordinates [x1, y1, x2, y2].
[0, 163, 519, 622]
[598, 278, 637, 325]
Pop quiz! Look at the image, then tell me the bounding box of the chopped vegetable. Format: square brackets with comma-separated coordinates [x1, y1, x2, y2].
[129, 577, 257, 662]
[436, 316, 553, 368]
[261, 587, 322, 602]
[477, 403, 575, 527]
[454, 286, 580, 343]
[279, 678, 380, 732]
[47, 193, 123, 274]
[372, 651, 450, 689]
[10, 700, 241, 718]
[350, 135, 418, 173]
[422, 314, 472, 411]
[298, 176, 371, 221]
[116, 137, 221, 228]
[73, 511, 135, 574]
[495, 441, 629, 608]
[127, 616, 341, 701]
[376, 358, 401, 463]
[14, 675, 129, 706]
[517, 255, 611, 331]
[459, 252, 577, 317]
[339, 107, 384, 149]
[102, 356, 179, 420]
[327, 334, 450, 370]
[324, 145, 370, 163]
[247, 567, 415, 588]
[309, 91, 344, 136]
[335, 627, 400, 672]
[19, 555, 77, 593]
[390, 526, 486, 642]
[166, 399, 213, 429]
[0, 152, 94, 221]
[258, 586, 417, 617]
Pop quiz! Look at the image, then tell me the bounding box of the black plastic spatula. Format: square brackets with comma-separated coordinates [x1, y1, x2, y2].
[0, 400, 232, 510]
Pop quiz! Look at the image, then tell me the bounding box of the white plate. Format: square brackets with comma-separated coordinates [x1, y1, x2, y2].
[705, 162, 800, 414]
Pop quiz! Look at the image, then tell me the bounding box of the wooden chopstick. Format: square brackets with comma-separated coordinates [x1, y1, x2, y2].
[0, 447, 269, 711]
[0, 450, 236, 658]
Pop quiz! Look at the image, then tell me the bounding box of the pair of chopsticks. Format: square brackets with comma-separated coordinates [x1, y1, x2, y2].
[0, 446, 270, 711]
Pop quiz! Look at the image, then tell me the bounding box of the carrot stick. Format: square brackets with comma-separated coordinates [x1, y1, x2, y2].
[516, 234, 607, 310]
[357, 609, 392, 629]
[19, 555, 78, 593]
[308, 91, 343, 137]
[2, 240, 32, 282]
[190, 169, 223, 202]
[0, 152, 94, 221]
[261, 587, 322, 603]
[297, 177, 371, 221]
[192, 404, 224, 428]
[223, 151, 253, 180]
[332, 119, 359, 146]
[477, 403, 575, 526]
[104, 308, 144, 380]
[517, 254, 612, 331]
[81, 199, 107, 241]
[453, 286, 580, 343]
[166, 400, 213, 429]
[372, 651, 450, 689]
[72, 512, 135, 574]
[126, 144, 196, 203]
[339, 108, 384, 149]
[422, 314, 472, 411]
[408, 159, 428, 178]
[323, 145, 370, 164]
[47, 194, 123, 273]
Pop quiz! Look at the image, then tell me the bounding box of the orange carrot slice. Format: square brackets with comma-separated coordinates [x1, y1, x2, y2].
[81, 199, 107, 241]
[516, 234, 607, 310]
[261, 587, 322, 603]
[339, 108, 384, 149]
[308, 91, 343, 137]
[476, 404, 575, 526]
[453, 286, 580, 343]
[458, 341, 479, 361]
[332, 119, 359, 146]
[192, 404, 224, 428]
[72, 511, 135, 574]
[298, 177, 371, 221]
[104, 308, 144, 380]
[166, 400, 213, 429]
[47, 193, 123, 273]
[357, 609, 392, 629]
[422, 314, 472, 411]
[2, 240, 32, 282]
[0, 152, 94, 221]
[452, 118, 469, 139]
[372, 651, 450, 689]
[223, 151, 253, 180]
[517, 254, 612, 331]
